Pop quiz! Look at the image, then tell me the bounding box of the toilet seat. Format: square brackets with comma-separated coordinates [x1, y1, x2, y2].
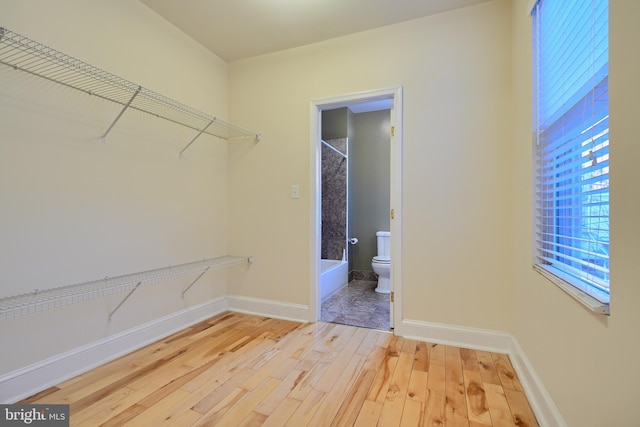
[372, 256, 390, 264]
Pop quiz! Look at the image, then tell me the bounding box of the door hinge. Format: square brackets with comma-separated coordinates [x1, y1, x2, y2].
[390, 208, 395, 220]
[390, 291, 395, 302]
[391, 126, 395, 137]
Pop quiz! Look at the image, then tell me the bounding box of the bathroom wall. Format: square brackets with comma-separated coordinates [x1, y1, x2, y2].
[321, 138, 347, 260]
[321, 108, 348, 260]
[349, 110, 391, 275]
[322, 108, 348, 140]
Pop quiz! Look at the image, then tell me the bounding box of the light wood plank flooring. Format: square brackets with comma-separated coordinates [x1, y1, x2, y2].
[21, 312, 539, 426]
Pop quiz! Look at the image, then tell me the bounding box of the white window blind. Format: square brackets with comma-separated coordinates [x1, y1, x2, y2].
[532, 0, 610, 310]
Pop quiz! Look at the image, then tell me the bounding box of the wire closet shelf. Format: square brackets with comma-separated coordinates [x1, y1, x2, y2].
[0, 26, 260, 152]
[0, 256, 252, 321]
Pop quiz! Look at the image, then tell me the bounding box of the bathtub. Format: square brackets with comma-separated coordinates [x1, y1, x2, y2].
[320, 259, 348, 302]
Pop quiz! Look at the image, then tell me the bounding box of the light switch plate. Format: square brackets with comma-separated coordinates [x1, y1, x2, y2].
[291, 184, 300, 199]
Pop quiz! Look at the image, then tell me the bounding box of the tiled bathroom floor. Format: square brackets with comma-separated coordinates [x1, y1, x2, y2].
[320, 280, 390, 330]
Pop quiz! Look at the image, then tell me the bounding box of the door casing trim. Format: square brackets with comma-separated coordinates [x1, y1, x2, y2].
[309, 86, 403, 333]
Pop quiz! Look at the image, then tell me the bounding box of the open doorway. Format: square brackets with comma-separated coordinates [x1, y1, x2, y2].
[309, 87, 403, 332]
[319, 107, 390, 330]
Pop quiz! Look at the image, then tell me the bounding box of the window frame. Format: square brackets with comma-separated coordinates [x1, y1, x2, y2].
[531, 0, 610, 315]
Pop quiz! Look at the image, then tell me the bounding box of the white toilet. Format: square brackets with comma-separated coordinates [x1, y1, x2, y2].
[371, 231, 391, 294]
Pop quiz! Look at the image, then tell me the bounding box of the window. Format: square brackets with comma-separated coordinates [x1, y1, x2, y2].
[532, 0, 610, 313]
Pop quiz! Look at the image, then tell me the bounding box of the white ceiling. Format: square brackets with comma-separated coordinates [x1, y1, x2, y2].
[140, 0, 492, 61]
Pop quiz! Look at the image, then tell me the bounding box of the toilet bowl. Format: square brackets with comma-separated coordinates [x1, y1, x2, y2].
[371, 231, 391, 294]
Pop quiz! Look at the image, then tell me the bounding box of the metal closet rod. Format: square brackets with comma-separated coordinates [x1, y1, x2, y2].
[0, 26, 260, 152]
[321, 140, 347, 158]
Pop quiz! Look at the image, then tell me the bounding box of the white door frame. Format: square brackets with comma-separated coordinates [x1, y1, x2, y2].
[309, 86, 403, 334]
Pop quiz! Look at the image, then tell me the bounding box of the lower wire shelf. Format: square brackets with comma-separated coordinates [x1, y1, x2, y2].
[0, 255, 252, 321]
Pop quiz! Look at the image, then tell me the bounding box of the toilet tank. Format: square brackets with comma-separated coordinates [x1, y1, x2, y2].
[376, 231, 391, 258]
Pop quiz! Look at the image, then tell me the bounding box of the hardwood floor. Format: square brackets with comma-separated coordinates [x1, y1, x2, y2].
[21, 312, 539, 426]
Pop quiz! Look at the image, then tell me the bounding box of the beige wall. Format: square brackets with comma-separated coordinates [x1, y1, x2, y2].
[511, 1, 640, 426]
[228, 0, 515, 330]
[0, 0, 231, 373]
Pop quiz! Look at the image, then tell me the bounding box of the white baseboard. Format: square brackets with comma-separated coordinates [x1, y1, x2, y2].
[401, 318, 513, 353]
[227, 294, 310, 323]
[0, 297, 228, 404]
[400, 318, 567, 427]
[508, 337, 568, 427]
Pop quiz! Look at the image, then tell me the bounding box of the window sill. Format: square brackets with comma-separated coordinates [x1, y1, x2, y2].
[533, 264, 610, 315]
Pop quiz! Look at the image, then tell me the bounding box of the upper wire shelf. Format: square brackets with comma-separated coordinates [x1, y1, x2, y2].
[0, 26, 260, 152]
[0, 255, 252, 321]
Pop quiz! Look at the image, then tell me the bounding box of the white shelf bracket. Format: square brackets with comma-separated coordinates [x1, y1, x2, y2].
[179, 119, 216, 156]
[101, 86, 141, 142]
[181, 267, 210, 297]
[108, 281, 142, 321]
